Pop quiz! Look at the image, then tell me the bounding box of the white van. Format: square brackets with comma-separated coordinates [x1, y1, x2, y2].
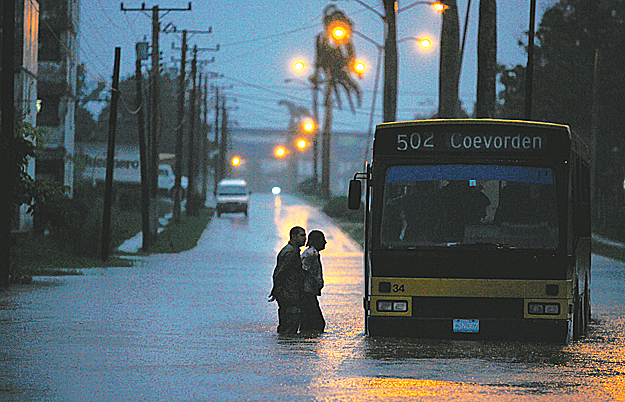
[215, 178, 249, 217]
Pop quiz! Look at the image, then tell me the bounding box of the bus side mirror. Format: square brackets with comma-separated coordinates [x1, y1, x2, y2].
[348, 179, 362, 210]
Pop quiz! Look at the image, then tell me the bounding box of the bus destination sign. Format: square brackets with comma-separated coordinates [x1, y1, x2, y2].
[378, 130, 550, 154]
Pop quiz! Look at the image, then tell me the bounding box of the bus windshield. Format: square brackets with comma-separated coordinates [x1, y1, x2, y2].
[380, 165, 558, 249]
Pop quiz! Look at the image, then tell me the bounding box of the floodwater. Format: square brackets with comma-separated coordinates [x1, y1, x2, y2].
[1, 193, 624, 401]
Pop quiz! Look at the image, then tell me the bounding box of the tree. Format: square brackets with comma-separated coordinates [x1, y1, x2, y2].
[314, 5, 362, 198]
[438, 0, 460, 118]
[498, 0, 625, 234]
[475, 0, 497, 117]
[0, 121, 68, 283]
[75, 65, 104, 142]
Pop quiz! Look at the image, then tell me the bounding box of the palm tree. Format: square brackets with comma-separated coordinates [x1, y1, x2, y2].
[314, 5, 362, 198]
[475, 0, 497, 118]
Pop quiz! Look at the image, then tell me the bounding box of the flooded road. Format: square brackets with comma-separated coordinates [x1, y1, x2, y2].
[1, 193, 624, 401]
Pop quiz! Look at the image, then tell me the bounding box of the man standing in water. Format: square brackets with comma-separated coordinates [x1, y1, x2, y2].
[269, 226, 307, 334]
[300, 230, 326, 333]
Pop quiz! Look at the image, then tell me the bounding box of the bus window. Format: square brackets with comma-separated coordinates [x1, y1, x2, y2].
[380, 165, 558, 249]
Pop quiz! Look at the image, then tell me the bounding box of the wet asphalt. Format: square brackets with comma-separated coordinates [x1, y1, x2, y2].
[1, 193, 624, 401]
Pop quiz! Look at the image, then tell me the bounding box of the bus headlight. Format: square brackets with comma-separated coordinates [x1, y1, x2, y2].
[393, 301, 408, 312]
[377, 300, 408, 312]
[528, 302, 560, 315]
[377, 300, 393, 312]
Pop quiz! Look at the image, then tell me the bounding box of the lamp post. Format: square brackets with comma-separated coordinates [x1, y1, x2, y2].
[353, 30, 434, 159]
[333, 0, 445, 122]
[285, 74, 320, 182]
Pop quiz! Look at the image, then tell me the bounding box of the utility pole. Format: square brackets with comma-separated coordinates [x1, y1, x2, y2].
[1, 0, 16, 285]
[525, 0, 537, 120]
[173, 30, 187, 224]
[166, 24, 218, 219]
[149, 5, 161, 239]
[382, 0, 398, 122]
[201, 76, 209, 204]
[135, 42, 151, 250]
[310, 75, 320, 183]
[187, 46, 199, 216]
[101, 47, 122, 261]
[213, 87, 221, 193]
[121, 2, 192, 238]
[219, 100, 229, 181]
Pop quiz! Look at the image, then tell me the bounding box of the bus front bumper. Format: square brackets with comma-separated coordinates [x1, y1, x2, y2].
[367, 316, 569, 343]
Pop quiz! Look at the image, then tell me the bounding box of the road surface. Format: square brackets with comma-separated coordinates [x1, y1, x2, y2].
[1, 193, 624, 401]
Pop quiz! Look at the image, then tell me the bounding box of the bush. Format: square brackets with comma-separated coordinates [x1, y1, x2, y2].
[296, 177, 322, 197]
[322, 195, 363, 222]
[186, 192, 205, 216]
[34, 183, 142, 257]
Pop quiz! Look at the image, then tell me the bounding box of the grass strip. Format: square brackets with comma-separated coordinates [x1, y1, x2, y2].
[591, 239, 625, 262]
[11, 235, 133, 278]
[149, 208, 214, 254]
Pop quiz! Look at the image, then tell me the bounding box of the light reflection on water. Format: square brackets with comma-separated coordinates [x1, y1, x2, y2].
[271, 317, 624, 401]
[273, 228, 625, 401]
[1, 194, 624, 401]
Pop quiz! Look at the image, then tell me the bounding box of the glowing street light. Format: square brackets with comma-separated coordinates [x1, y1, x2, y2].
[328, 20, 351, 45]
[292, 59, 307, 74]
[418, 38, 433, 49]
[352, 60, 367, 77]
[274, 146, 287, 158]
[397, 36, 435, 52]
[295, 138, 308, 150]
[432, 2, 448, 12]
[231, 156, 242, 167]
[301, 119, 316, 133]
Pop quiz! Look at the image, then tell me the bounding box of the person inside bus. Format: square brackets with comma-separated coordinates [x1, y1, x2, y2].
[268, 226, 307, 334]
[436, 180, 491, 242]
[381, 186, 409, 242]
[495, 182, 557, 225]
[395, 182, 441, 243]
[300, 230, 327, 333]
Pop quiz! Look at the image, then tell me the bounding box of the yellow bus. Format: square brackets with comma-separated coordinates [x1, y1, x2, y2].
[348, 119, 591, 343]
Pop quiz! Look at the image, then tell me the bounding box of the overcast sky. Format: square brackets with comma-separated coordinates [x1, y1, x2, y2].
[78, 0, 558, 132]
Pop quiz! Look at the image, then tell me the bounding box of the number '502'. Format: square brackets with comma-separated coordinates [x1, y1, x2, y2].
[397, 133, 434, 150]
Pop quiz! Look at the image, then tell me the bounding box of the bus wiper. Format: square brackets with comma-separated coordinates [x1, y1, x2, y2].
[447, 242, 516, 250]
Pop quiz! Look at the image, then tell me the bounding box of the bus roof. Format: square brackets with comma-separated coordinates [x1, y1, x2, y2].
[376, 118, 570, 131]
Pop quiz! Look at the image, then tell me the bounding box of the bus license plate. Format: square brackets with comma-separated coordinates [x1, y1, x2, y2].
[453, 319, 479, 333]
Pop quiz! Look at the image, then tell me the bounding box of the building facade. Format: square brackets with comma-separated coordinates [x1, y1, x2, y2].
[36, 0, 79, 194]
[10, 0, 40, 232]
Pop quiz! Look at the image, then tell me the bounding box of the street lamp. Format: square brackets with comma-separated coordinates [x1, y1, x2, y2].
[332, 0, 446, 122]
[302, 118, 316, 133]
[274, 145, 287, 159]
[353, 59, 367, 77]
[398, 36, 434, 50]
[293, 60, 307, 74]
[285, 72, 321, 182]
[354, 30, 435, 152]
[295, 138, 309, 150]
[231, 155, 242, 167]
